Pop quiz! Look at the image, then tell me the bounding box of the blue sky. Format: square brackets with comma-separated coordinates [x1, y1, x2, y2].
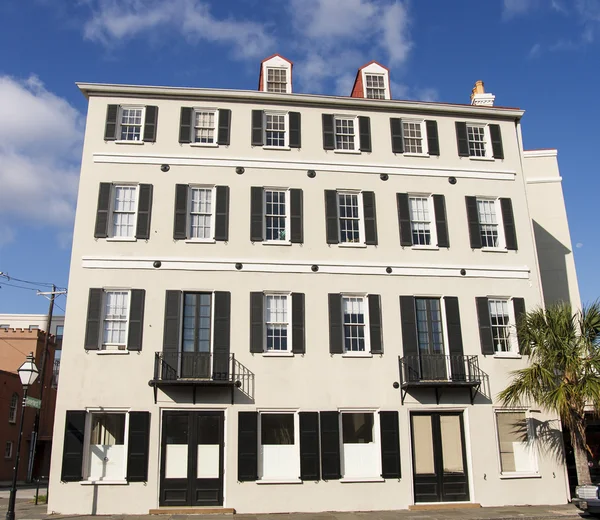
[0, 0, 598, 314]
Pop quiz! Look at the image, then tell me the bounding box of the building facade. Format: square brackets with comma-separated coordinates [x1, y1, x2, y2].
[48, 56, 580, 514]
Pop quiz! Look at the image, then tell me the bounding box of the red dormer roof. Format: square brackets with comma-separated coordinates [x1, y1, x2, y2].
[258, 54, 293, 92]
[351, 60, 390, 98]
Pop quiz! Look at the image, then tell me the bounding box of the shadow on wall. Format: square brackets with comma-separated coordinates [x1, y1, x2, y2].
[533, 220, 572, 306]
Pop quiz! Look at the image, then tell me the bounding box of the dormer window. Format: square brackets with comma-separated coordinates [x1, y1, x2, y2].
[267, 68, 287, 93]
[365, 74, 386, 99]
[259, 54, 293, 94]
[350, 61, 391, 100]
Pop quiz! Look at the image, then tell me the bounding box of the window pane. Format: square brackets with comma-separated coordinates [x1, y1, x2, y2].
[265, 114, 286, 146]
[120, 108, 143, 141]
[409, 197, 431, 245]
[335, 118, 355, 150]
[265, 295, 288, 351]
[413, 415, 435, 474]
[342, 413, 373, 444]
[497, 412, 530, 473]
[267, 68, 287, 93]
[477, 199, 499, 247]
[403, 121, 423, 154]
[112, 186, 137, 238]
[261, 414, 294, 445]
[338, 193, 360, 243]
[91, 413, 125, 445]
[190, 188, 213, 239]
[103, 291, 129, 347]
[489, 299, 511, 352]
[265, 190, 287, 240]
[467, 125, 486, 157]
[440, 415, 464, 473]
[343, 297, 366, 352]
[416, 298, 444, 355]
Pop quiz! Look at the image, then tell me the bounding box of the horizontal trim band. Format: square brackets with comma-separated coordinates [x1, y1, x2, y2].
[81, 257, 530, 280]
[523, 149, 557, 158]
[93, 153, 517, 181]
[525, 177, 562, 184]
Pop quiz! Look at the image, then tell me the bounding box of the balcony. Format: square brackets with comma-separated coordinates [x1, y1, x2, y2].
[398, 354, 488, 404]
[149, 352, 254, 404]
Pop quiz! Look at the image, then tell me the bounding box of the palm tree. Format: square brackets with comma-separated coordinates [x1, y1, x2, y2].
[498, 301, 600, 486]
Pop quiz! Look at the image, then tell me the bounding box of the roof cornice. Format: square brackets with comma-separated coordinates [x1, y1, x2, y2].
[76, 82, 525, 119]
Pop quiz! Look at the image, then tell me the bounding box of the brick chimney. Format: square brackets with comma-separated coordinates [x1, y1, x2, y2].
[470, 80, 495, 106]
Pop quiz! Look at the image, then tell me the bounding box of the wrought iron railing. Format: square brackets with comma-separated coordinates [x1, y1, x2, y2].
[399, 354, 484, 385]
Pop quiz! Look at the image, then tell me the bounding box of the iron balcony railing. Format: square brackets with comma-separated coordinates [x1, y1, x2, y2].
[52, 359, 60, 388]
[399, 354, 484, 386]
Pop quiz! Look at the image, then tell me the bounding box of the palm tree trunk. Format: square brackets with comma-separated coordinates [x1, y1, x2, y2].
[572, 430, 593, 486]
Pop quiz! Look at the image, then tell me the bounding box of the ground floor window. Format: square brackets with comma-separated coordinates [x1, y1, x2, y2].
[88, 412, 127, 481]
[259, 412, 299, 480]
[4, 441, 13, 459]
[341, 412, 380, 478]
[495, 411, 537, 474]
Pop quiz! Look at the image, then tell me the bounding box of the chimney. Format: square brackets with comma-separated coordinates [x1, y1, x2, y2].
[470, 80, 495, 106]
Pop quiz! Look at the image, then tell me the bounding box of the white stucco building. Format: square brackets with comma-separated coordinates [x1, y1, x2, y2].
[48, 55, 580, 514]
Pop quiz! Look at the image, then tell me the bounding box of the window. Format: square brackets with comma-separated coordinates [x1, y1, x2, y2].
[193, 110, 217, 144]
[477, 199, 503, 248]
[189, 187, 214, 240]
[402, 121, 427, 154]
[259, 413, 299, 480]
[88, 413, 127, 481]
[415, 298, 445, 355]
[102, 291, 130, 350]
[409, 196, 434, 246]
[4, 441, 12, 459]
[496, 411, 537, 474]
[119, 107, 144, 141]
[55, 325, 64, 340]
[489, 299, 516, 353]
[182, 293, 212, 354]
[265, 113, 286, 147]
[467, 124, 487, 157]
[265, 294, 289, 352]
[0, 324, 8, 329]
[9, 393, 18, 423]
[365, 74, 386, 99]
[264, 189, 288, 241]
[338, 192, 362, 243]
[111, 185, 138, 238]
[341, 412, 380, 478]
[266, 68, 287, 93]
[28, 325, 39, 331]
[343, 296, 368, 353]
[334, 117, 357, 151]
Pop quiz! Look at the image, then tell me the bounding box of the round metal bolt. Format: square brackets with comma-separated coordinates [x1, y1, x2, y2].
[380, 174, 389, 181]
[386, 267, 392, 274]
[393, 382, 400, 389]
[161, 164, 170, 172]
[153, 261, 162, 268]
[236, 167, 245, 175]
[448, 176, 457, 185]
[307, 170, 316, 178]
[235, 263, 243, 270]
[311, 265, 319, 272]
[460, 268, 466, 276]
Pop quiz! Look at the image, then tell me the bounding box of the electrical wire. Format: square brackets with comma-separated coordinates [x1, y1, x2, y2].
[0, 273, 67, 291]
[0, 282, 41, 291]
[54, 302, 66, 314]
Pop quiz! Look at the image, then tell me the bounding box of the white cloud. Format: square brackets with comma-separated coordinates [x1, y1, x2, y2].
[0, 75, 83, 236]
[415, 87, 439, 102]
[83, 0, 274, 59]
[528, 43, 542, 58]
[576, 242, 584, 248]
[502, 0, 538, 19]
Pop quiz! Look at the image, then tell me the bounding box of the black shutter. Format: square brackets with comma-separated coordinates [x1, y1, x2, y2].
[320, 411, 341, 480]
[513, 298, 526, 352]
[289, 112, 301, 148]
[500, 198, 518, 250]
[466, 196, 482, 249]
[379, 411, 401, 478]
[476, 297, 494, 355]
[426, 120, 440, 156]
[251, 110, 264, 146]
[292, 293, 305, 354]
[358, 116, 372, 152]
[238, 412, 258, 481]
[325, 190, 339, 244]
[213, 292, 231, 381]
[215, 186, 229, 241]
[328, 294, 343, 354]
[104, 105, 119, 141]
[163, 291, 182, 377]
[400, 296, 419, 381]
[490, 124, 504, 159]
[456, 122, 469, 157]
[396, 193, 412, 246]
[290, 189, 303, 244]
[322, 114, 335, 150]
[135, 184, 153, 240]
[127, 289, 145, 352]
[84, 288, 103, 350]
[173, 184, 188, 240]
[94, 183, 111, 238]
[390, 118, 404, 154]
[300, 412, 320, 480]
[126, 412, 150, 482]
[179, 107, 192, 144]
[217, 109, 231, 146]
[250, 292, 263, 353]
[433, 194, 449, 248]
[363, 191, 378, 245]
[368, 294, 383, 355]
[250, 187, 264, 242]
[61, 410, 86, 482]
[444, 297, 465, 381]
[143, 106, 158, 143]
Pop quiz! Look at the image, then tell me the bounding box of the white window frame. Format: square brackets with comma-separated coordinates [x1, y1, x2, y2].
[402, 119, 429, 156]
[333, 115, 359, 153]
[337, 191, 365, 246]
[257, 410, 300, 483]
[364, 73, 387, 100]
[190, 108, 219, 147]
[339, 409, 383, 481]
[466, 123, 493, 159]
[263, 111, 289, 149]
[494, 409, 539, 478]
[408, 194, 438, 248]
[263, 293, 292, 356]
[263, 188, 290, 244]
[8, 393, 18, 424]
[476, 197, 506, 250]
[82, 409, 130, 483]
[108, 184, 139, 241]
[4, 441, 13, 459]
[116, 105, 145, 143]
[101, 289, 131, 351]
[341, 294, 371, 356]
[488, 297, 519, 356]
[187, 185, 216, 243]
[265, 67, 289, 94]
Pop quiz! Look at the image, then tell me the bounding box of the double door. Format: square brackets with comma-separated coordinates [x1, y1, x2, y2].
[160, 411, 224, 507]
[411, 412, 469, 503]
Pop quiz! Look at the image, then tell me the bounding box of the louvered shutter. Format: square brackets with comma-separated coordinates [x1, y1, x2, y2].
[289, 112, 301, 148]
[173, 184, 188, 240]
[324, 190, 339, 244]
[444, 297, 465, 381]
[379, 411, 401, 478]
[127, 289, 145, 352]
[433, 194, 449, 248]
[322, 114, 335, 150]
[217, 109, 231, 146]
[61, 410, 86, 481]
[456, 122, 469, 157]
[513, 298, 526, 352]
[290, 189, 303, 244]
[390, 118, 404, 154]
[300, 412, 320, 480]
[368, 294, 383, 354]
[250, 187, 264, 241]
[179, 107, 192, 144]
[500, 198, 518, 250]
[250, 292, 263, 353]
[238, 412, 258, 481]
[213, 292, 231, 381]
[215, 186, 229, 241]
[135, 184, 153, 240]
[143, 106, 158, 143]
[476, 297, 494, 355]
[126, 412, 150, 482]
[104, 105, 119, 141]
[396, 193, 412, 246]
[400, 296, 419, 381]
[251, 110, 264, 146]
[328, 294, 343, 354]
[319, 411, 341, 480]
[490, 124, 504, 159]
[426, 120, 440, 156]
[94, 183, 111, 238]
[358, 116, 372, 152]
[292, 293, 305, 354]
[162, 291, 182, 378]
[84, 288, 103, 350]
[466, 196, 482, 249]
[363, 191, 378, 245]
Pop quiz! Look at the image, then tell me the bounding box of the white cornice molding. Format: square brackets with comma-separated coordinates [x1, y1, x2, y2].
[92, 153, 517, 181]
[523, 149, 558, 158]
[76, 82, 524, 119]
[526, 177, 563, 184]
[81, 256, 530, 280]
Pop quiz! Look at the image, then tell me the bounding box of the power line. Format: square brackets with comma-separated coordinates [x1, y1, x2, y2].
[0, 282, 40, 291]
[0, 272, 66, 291]
[54, 302, 66, 314]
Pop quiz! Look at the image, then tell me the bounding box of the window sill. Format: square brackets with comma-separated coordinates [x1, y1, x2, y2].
[185, 239, 216, 244]
[81, 479, 129, 485]
[114, 140, 144, 145]
[468, 156, 495, 162]
[333, 149, 361, 155]
[411, 245, 439, 251]
[403, 153, 430, 158]
[256, 479, 302, 485]
[499, 473, 540, 480]
[263, 241, 292, 246]
[262, 352, 294, 357]
[338, 243, 367, 248]
[263, 146, 291, 151]
[106, 237, 137, 242]
[342, 353, 373, 358]
[190, 143, 219, 148]
[340, 477, 384, 483]
[493, 353, 522, 359]
[96, 350, 130, 355]
[481, 247, 508, 253]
